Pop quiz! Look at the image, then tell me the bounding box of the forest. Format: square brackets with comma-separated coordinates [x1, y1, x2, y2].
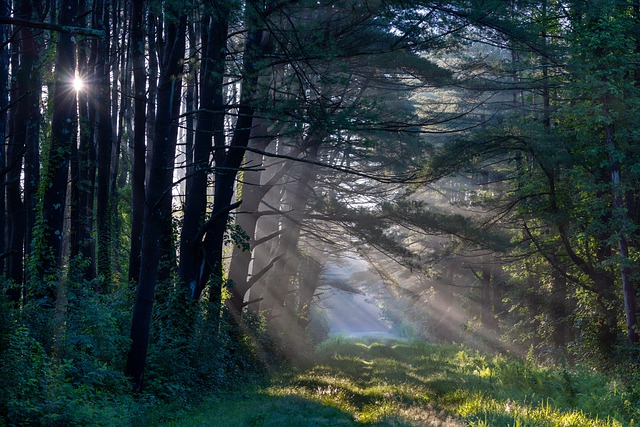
[1, 0, 640, 425]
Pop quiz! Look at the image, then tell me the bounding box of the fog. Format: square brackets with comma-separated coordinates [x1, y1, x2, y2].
[317, 254, 403, 340]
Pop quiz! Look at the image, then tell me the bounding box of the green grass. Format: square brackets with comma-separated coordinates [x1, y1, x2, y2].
[158, 338, 639, 426]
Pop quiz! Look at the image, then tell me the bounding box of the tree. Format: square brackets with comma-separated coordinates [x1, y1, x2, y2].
[125, 3, 186, 392]
[178, 1, 230, 302]
[565, 5, 639, 344]
[36, 0, 78, 301]
[70, 0, 97, 281]
[0, 0, 8, 275]
[128, 0, 147, 284]
[5, 0, 43, 297]
[93, 0, 114, 288]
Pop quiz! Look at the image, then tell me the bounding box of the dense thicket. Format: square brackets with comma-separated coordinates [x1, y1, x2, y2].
[0, 0, 639, 424]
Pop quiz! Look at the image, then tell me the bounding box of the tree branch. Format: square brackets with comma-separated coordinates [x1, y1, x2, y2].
[247, 254, 283, 287]
[0, 16, 105, 38]
[195, 201, 243, 243]
[238, 145, 419, 184]
[241, 297, 263, 308]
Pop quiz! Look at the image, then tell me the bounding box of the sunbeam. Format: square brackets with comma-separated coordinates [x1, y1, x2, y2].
[72, 75, 85, 92]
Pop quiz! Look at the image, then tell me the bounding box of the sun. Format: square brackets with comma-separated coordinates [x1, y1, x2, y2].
[72, 75, 85, 92]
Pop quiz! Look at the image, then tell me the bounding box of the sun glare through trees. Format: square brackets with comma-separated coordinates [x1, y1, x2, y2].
[72, 74, 85, 92]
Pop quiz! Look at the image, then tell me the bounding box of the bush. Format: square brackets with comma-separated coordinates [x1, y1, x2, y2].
[143, 287, 267, 403]
[0, 280, 136, 426]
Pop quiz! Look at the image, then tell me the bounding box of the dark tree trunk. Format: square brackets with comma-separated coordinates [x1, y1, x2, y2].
[491, 267, 506, 329]
[227, 125, 294, 317]
[4, 0, 43, 299]
[23, 88, 42, 288]
[605, 123, 638, 343]
[183, 20, 196, 195]
[248, 149, 287, 315]
[38, 0, 78, 298]
[179, 8, 229, 301]
[480, 264, 492, 329]
[128, 0, 147, 285]
[251, 143, 317, 357]
[297, 253, 322, 328]
[550, 269, 569, 352]
[125, 9, 186, 393]
[145, 11, 158, 187]
[5, 6, 26, 288]
[0, 0, 8, 278]
[109, 19, 129, 278]
[431, 264, 460, 342]
[549, 160, 620, 356]
[70, 0, 96, 281]
[192, 27, 266, 316]
[94, 0, 113, 290]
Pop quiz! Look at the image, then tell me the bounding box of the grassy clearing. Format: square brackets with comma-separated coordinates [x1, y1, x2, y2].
[159, 338, 639, 426]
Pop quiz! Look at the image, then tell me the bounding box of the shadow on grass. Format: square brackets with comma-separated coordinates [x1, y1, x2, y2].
[160, 389, 416, 426]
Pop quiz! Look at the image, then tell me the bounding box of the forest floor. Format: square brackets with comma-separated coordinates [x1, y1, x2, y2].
[156, 337, 636, 427]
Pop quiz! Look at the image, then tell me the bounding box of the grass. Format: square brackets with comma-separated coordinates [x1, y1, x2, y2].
[157, 337, 639, 426]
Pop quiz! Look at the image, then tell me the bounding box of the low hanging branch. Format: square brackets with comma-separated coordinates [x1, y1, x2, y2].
[0, 16, 105, 38]
[238, 145, 421, 184]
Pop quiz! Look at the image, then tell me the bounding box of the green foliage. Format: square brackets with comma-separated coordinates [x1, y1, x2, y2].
[0, 321, 135, 426]
[421, 0, 640, 366]
[306, 306, 331, 346]
[0, 325, 47, 424]
[142, 283, 267, 403]
[0, 277, 137, 426]
[225, 221, 251, 252]
[0, 275, 270, 427]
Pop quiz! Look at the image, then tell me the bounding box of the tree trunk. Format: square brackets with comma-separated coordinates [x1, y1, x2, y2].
[144, 11, 158, 200]
[605, 124, 638, 343]
[183, 20, 196, 196]
[480, 264, 493, 330]
[297, 250, 323, 328]
[0, 0, 8, 279]
[109, 16, 130, 278]
[194, 26, 266, 325]
[227, 120, 273, 315]
[550, 268, 569, 352]
[266, 143, 319, 324]
[38, 0, 78, 298]
[5, 0, 43, 298]
[125, 9, 186, 393]
[181, 6, 268, 314]
[70, 0, 96, 281]
[248, 145, 287, 315]
[128, 0, 146, 285]
[94, 0, 113, 290]
[179, 8, 229, 301]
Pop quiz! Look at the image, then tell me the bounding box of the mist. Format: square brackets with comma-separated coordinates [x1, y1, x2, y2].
[317, 254, 400, 340]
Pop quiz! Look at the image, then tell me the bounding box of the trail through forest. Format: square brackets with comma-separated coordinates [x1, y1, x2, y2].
[157, 339, 636, 427]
